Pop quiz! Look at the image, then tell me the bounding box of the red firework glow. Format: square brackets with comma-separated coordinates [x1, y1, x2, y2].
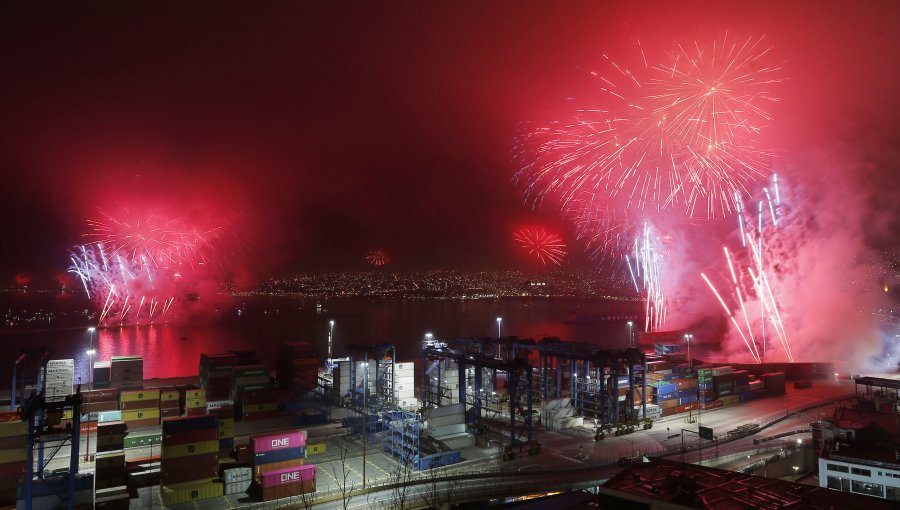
[70, 208, 230, 326]
[513, 225, 567, 266]
[366, 249, 389, 266]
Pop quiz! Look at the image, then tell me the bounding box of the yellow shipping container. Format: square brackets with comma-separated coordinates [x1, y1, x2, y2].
[162, 439, 219, 459]
[0, 421, 27, 438]
[218, 457, 236, 466]
[184, 389, 206, 400]
[185, 398, 207, 409]
[0, 447, 27, 463]
[122, 408, 161, 421]
[120, 389, 161, 403]
[160, 390, 180, 402]
[62, 409, 73, 420]
[95, 452, 125, 470]
[160, 480, 222, 505]
[218, 419, 234, 438]
[306, 442, 326, 455]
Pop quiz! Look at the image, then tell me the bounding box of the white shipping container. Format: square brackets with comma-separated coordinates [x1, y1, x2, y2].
[224, 480, 252, 495]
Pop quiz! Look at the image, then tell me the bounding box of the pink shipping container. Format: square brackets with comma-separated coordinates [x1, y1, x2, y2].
[260, 464, 316, 489]
[251, 430, 306, 454]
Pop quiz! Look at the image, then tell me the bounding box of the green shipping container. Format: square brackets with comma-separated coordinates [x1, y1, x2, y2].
[124, 433, 162, 449]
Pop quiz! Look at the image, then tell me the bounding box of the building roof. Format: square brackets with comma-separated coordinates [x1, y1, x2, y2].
[855, 375, 900, 391]
[601, 458, 899, 510]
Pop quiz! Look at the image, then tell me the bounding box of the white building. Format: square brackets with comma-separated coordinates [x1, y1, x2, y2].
[815, 399, 900, 502]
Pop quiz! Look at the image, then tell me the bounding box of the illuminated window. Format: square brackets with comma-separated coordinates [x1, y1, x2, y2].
[827, 476, 850, 491]
[851, 480, 883, 497]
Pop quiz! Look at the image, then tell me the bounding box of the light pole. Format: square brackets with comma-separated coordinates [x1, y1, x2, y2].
[85, 345, 96, 463]
[627, 321, 633, 348]
[496, 317, 503, 359]
[327, 320, 335, 374]
[684, 333, 693, 370]
[87, 327, 96, 389]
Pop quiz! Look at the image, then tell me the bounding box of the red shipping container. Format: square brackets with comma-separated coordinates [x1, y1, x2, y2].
[0, 461, 24, 478]
[163, 427, 219, 446]
[83, 401, 120, 413]
[260, 464, 315, 488]
[251, 430, 306, 454]
[260, 480, 315, 501]
[184, 408, 207, 417]
[160, 452, 218, 471]
[253, 458, 304, 477]
[82, 389, 120, 403]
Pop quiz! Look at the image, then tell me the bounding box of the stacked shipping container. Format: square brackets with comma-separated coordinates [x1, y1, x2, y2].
[110, 356, 143, 389]
[160, 416, 223, 505]
[120, 389, 160, 429]
[250, 430, 312, 501]
[276, 342, 319, 395]
[0, 413, 26, 503]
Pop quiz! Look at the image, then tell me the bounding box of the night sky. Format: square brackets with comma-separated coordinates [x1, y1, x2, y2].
[2, 1, 899, 286]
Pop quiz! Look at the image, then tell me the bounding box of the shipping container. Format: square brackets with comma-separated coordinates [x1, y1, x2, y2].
[162, 439, 219, 459]
[163, 427, 218, 446]
[122, 408, 160, 421]
[120, 389, 160, 403]
[251, 430, 307, 454]
[160, 480, 223, 505]
[253, 446, 306, 465]
[253, 458, 305, 476]
[260, 464, 316, 488]
[162, 415, 218, 433]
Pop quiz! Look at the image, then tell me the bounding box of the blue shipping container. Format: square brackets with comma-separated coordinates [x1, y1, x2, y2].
[658, 392, 677, 401]
[17, 474, 93, 498]
[162, 415, 219, 434]
[253, 446, 306, 465]
[698, 382, 714, 391]
[658, 383, 677, 394]
[677, 388, 698, 398]
[219, 438, 235, 450]
[678, 396, 697, 405]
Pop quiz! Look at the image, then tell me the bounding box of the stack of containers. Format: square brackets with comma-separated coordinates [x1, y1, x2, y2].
[712, 366, 734, 399]
[160, 416, 222, 505]
[732, 370, 751, 394]
[16, 474, 94, 508]
[391, 362, 416, 409]
[184, 388, 207, 417]
[80, 388, 118, 437]
[209, 405, 236, 457]
[251, 430, 306, 479]
[110, 356, 143, 389]
[259, 464, 316, 501]
[92, 361, 112, 389]
[120, 389, 160, 429]
[761, 372, 786, 395]
[200, 354, 236, 401]
[94, 450, 126, 489]
[159, 389, 181, 420]
[697, 368, 716, 404]
[656, 382, 679, 417]
[231, 365, 272, 400]
[276, 342, 319, 395]
[223, 467, 253, 496]
[0, 413, 26, 503]
[239, 388, 280, 421]
[96, 421, 126, 453]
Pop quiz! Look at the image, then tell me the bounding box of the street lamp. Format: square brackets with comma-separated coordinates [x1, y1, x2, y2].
[85, 345, 96, 463]
[327, 320, 335, 373]
[87, 327, 96, 389]
[627, 321, 633, 348]
[496, 317, 503, 338]
[684, 333, 693, 370]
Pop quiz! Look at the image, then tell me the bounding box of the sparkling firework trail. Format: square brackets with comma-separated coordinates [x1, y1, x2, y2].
[365, 250, 389, 267]
[68, 210, 224, 326]
[703, 174, 796, 362]
[515, 33, 781, 221]
[513, 225, 568, 266]
[701, 272, 760, 363]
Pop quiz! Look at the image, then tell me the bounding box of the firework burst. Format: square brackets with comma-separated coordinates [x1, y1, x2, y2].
[366, 249, 389, 267]
[513, 225, 568, 266]
[69, 209, 223, 326]
[515, 33, 782, 221]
